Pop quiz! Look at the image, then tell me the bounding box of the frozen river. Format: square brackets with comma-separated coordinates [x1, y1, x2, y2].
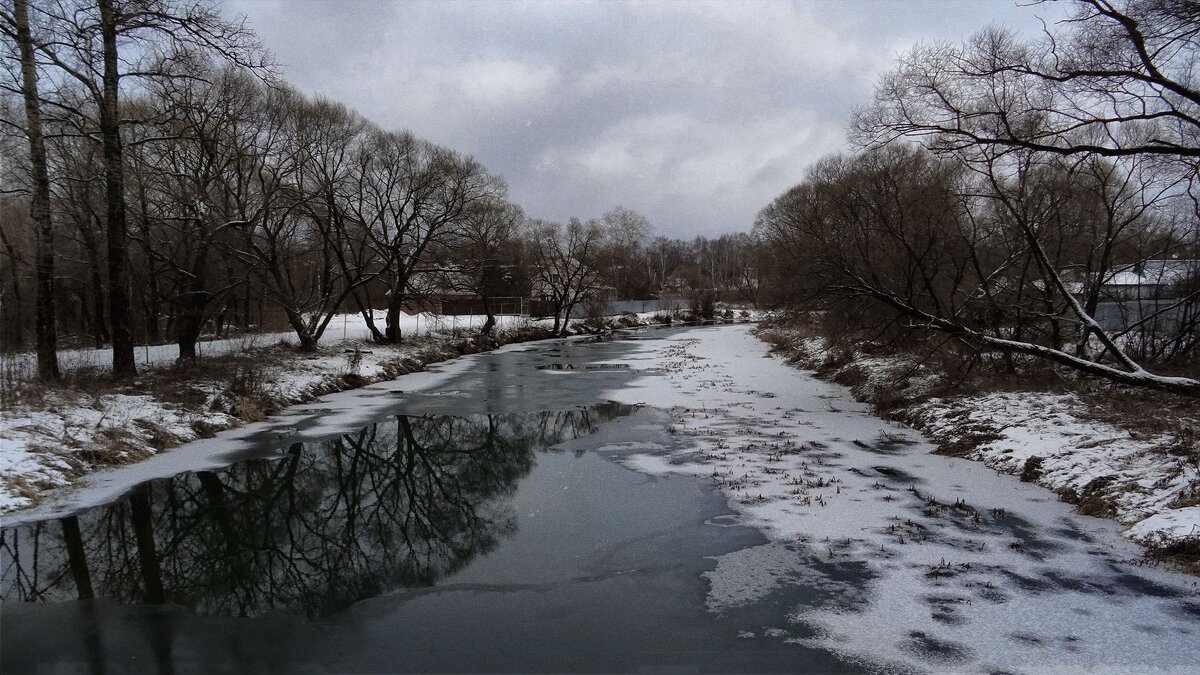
[1, 325, 1197, 673]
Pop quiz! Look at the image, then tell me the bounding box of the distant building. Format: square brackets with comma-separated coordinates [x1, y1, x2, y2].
[402, 266, 529, 316]
[1103, 260, 1199, 300]
[1090, 259, 1200, 333]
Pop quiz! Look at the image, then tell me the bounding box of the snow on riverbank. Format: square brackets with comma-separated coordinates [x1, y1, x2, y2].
[0, 312, 602, 514]
[911, 393, 1199, 541]
[0, 331, 467, 513]
[599, 324, 1200, 673]
[0, 309, 732, 515]
[766, 328, 1200, 552]
[2, 312, 529, 376]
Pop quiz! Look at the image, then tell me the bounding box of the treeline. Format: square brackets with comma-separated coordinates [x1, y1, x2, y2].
[0, 0, 758, 380]
[755, 0, 1200, 396]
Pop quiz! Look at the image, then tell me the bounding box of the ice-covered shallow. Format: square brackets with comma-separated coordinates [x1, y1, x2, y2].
[2, 325, 1198, 674]
[598, 325, 1200, 673]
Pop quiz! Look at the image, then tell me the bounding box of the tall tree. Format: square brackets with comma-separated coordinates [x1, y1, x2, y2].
[441, 197, 524, 335]
[3, 0, 59, 378]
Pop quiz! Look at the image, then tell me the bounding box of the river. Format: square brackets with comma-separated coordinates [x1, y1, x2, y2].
[1, 324, 1196, 673]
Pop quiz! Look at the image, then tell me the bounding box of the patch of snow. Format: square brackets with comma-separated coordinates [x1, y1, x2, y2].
[1127, 507, 1200, 544]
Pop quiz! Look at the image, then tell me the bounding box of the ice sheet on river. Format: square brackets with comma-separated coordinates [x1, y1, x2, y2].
[601, 324, 1200, 674]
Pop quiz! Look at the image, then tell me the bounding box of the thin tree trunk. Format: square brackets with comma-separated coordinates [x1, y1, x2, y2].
[480, 291, 496, 335]
[77, 216, 110, 346]
[351, 288, 386, 342]
[15, 0, 60, 379]
[175, 301, 205, 361]
[99, 0, 136, 376]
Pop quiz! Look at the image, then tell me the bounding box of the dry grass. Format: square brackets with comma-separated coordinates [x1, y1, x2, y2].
[1076, 386, 1200, 459]
[1143, 536, 1200, 575]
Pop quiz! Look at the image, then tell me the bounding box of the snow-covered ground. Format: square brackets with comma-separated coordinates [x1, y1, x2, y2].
[593, 325, 1199, 673]
[911, 393, 1200, 547]
[3, 311, 531, 375]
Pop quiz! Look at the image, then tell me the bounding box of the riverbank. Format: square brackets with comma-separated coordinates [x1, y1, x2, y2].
[756, 320, 1200, 568]
[0, 313, 660, 513]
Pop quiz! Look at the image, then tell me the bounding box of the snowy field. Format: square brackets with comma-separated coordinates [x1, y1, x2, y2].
[3, 311, 532, 375]
[590, 325, 1200, 673]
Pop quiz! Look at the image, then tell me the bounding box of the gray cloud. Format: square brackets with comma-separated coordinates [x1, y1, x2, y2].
[226, 0, 1070, 237]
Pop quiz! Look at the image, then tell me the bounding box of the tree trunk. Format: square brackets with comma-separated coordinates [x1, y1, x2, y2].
[143, 259, 161, 344]
[480, 291, 496, 335]
[175, 305, 204, 361]
[385, 293, 405, 343]
[0, 226, 24, 351]
[282, 306, 318, 352]
[77, 217, 110, 346]
[352, 289, 386, 342]
[551, 303, 563, 336]
[15, 0, 60, 379]
[99, 0, 136, 377]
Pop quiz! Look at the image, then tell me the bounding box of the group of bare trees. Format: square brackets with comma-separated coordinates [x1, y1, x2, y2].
[757, 0, 1200, 396]
[2, 1, 530, 373]
[0, 0, 269, 377]
[0, 1, 521, 377]
[1, 2, 773, 381]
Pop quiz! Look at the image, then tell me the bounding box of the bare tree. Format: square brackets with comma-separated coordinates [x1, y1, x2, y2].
[757, 145, 1200, 396]
[439, 196, 524, 335]
[130, 65, 265, 360]
[526, 217, 605, 335]
[837, 0, 1200, 395]
[597, 205, 651, 299]
[227, 86, 363, 352]
[854, 1, 1199, 163]
[353, 134, 501, 343]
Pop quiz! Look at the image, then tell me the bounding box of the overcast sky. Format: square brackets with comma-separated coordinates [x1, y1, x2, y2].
[224, 0, 1070, 238]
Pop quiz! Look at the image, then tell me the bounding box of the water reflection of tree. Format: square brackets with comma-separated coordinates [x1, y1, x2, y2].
[0, 404, 632, 617]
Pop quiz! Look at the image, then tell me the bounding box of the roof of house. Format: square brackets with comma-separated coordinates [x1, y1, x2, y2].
[1108, 260, 1200, 287]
